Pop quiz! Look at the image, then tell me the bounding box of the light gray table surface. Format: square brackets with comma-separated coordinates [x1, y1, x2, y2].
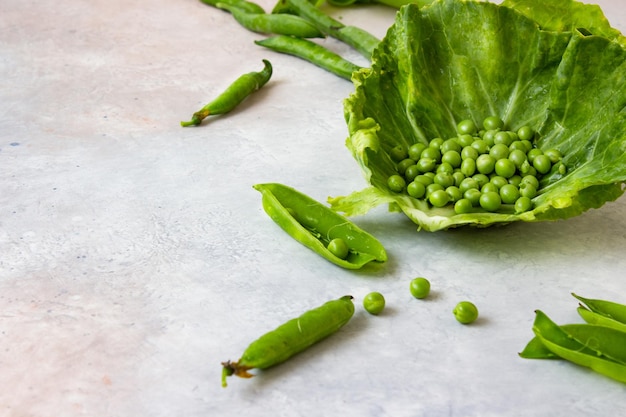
[2, 1, 625, 416]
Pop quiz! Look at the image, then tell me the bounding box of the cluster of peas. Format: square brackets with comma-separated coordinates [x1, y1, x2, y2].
[386, 117, 565, 214]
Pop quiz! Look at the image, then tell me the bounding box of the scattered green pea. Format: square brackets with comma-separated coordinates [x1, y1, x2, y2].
[363, 292, 386, 315]
[453, 301, 479, 324]
[410, 277, 431, 299]
[327, 238, 349, 259]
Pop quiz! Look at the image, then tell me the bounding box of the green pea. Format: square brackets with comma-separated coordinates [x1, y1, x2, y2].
[500, 184, 520, 204]
[464, 188, 482, 206]
[446, 186, 463, 203]
[429, 137, 444, 149]
[440, 138, 462, 154]
[514, 196, 533, 213]
[434, 172, 454, 188]
[544, 148, 563, 164]
[481, 182, 499, 194]
[482, 130, 496, 146]
[509, 140, 526, 152]
[527, 148, 543, 163]
[363, 292, 386, 315]
[404, 164, 421, 182]
[407, 180, 426, 199]
[517, 125, 534, 141]
[489, 175, 508, 189]
[442, 150, 462, 168]
[410, 277, 431, 299]
[457, 119, 478, 135]
[482, 116, 504, 131]
[429, 189, 450, 207]
[436, 162, 454, 174]
[390, 145, 408, 162]
[454, 198, 474, 214]
[453, 301, 479, 324]
[327, 238, 349, 259]
[426, 183, 444, 197]
[417, 157, 437, 173]
[479, 191, 501, 212]
[221, 295, 355, 387]
[519, 182, 537, 199]
[494, 158, 516, 178]
[489, 143, 510, 160]
[461, 145, 479, 161]
[408, 143, 427, 160]
[397, 158, 416, 174]
[508, 174, 523, 187]
[472, 173, 490, 188]
[456, 134, 475, 147]
[476, 154, 496, 175]
[521, 175, 539, 189]
[387, 174, 406, 193]
[508, 149, 527, 168]
[459, 177, 479, 193]
[493, 131, 513, 146]
[471, 139, 490, 154]
[533, 154, 552, 175]
[460, 158, 476, 177]
[452, 171, 466, 187]
[414, 174, 434, 186]
[421, 147, 442, 162]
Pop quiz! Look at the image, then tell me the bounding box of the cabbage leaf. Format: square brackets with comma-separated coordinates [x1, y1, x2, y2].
[331, 0, 626, 231]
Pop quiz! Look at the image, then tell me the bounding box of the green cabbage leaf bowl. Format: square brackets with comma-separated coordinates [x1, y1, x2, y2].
[330, 0, 626, 231]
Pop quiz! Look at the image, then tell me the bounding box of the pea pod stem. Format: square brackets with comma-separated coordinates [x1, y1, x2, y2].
[255, 36, 362, 80]
[285, 0, 381, 59]
[253, 183, 387, 269]
[222, 295, 355, 387]
[181, 59, 272, 127]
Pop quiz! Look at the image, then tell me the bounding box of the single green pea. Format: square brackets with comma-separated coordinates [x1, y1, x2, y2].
[479, 191, 501, 212]
[460, 158, 477, 177]
[453, 301, 479, 324]
[408, 143, 427, 160]
[514, 196, 533, 213]
[519, 182, 537, 199]
[442, 150, 462, 168]
[544, 148, 563, 164]
[390, 145, 408, 162]
[407, 180, 426, 199]
[476, 154, 496, 175]
[404, 164, 420, 182]
[482, 130, 496, 146]
[459, 177, 479, 193]
[481, 182, 499, 194]
[517, 125, 534, 141]
[327, 238, 349, 259]
[414, 174, 434, 186]
[489, 143, 510, 160]
[452, 171, 466, 187]
[472, 173, 490, 188]
[489, 175, 508, 189]
[421, 147, 442, 162]
[533, 154, 552, 175]
[387, 174, 406, 193]
[471, 139, 490, 154]
[464, 188, 482, 206]
[457, 119, 478, 135]
[508, 149, 527, 168]
[500, 184, 520, 204]
[446, 186, 463, 203]
[527, 148, 543, 163]
[493, 131, 513, 146]
[456, 134, 475, 147]
[363, 292, 386, 315]
[454, 198, 474, 214]
[461, 145, 479, 161]
[429, 137, 444, 149]
[520, 175, 539, 189]
[436, 162, 454, 174]
[482, 116, 504, 131]
[429, 189, 450, 207]
[494, 158, 516, 178]
[434, 172, 455, 188]
[410, 277, 431, 299]
[440, 139, 462, 154]
[417, 157, 437, 173]
[397, 158, 416, 174]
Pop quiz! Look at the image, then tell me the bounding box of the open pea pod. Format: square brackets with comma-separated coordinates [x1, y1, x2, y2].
[253, 183, 387, 269]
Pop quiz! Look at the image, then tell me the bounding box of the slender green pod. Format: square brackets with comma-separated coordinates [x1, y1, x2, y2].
[253, 183, 387, 269]
[221, 295, 355, 387]
[285, 0, 381, 58]
[255, 36, 362, 80]
[577, 307, 626, 333]
[200, 0, 266, 14]
[181, 60, 272, 127]
[572, 293, 626, 324]
[524, 310, 626, 384]
[216, 3, 324, 38]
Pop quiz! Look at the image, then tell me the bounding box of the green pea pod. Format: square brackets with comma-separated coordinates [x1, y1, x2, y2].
[253, 183, 387, 269]
[527, 310, 626, 384]
[200, 0, 266, 14]
[577, 306, 626, 333]
[518, 335, 559, 360]
[221, 295, 355, 387]
[255, 36, 362, 80]
[181, 60, 272, 127]
[216, 3, 325, 38]
[572, 293, 626, 324]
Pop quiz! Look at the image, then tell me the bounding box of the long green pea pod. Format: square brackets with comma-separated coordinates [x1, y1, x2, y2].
[577, 307, 626, 333]
[253, 183, 387, 269]
[572, 293, 626, 324]
[524, 310, 626, 384]
[221, 295, 355, 387]
[200, 0, 266, 14]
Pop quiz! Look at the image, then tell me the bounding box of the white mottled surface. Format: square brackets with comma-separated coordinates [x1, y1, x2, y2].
[1, 1, 625, 416]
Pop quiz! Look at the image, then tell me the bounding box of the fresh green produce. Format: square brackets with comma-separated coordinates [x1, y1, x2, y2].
[520, 308, 626, 384]
[222, 295, 355, 387]
[181, 60, 272, 126]
[453, 301, 478, 324]
[255, 35, 362, 80]
[215, 2, 325, 38]
[201, 0, 265, 14]
[253, 183, 387, 269]
[330, 0, 626, 231]
[363, 292, 386, 315]
[409, 277, 430, 299]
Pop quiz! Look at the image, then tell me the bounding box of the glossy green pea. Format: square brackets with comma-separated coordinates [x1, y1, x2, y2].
[181, 60, 272, 126]
[253, 183, 387, 269]
[408, 143, 427, 160]
[407, 180, 426, 199]
[410, 277, 431, 299]
[254, 36, 361, 80]
[482, 116, 504, 131]
[456, 119, 477, 135]
[222, 295, 355, 387]
[327, 238, 349, 259]
[453, 301, 479, 324]
[514, 196, 533, 213]
[363, 292, 386, 315]
[387, 175, 406, 193]
[454, 198, 474, 214]
[389, 145, 408, 162]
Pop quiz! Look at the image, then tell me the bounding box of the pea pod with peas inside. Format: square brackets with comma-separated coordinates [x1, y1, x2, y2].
[253, 183, 387, 269]
[221, 295, 355, 387]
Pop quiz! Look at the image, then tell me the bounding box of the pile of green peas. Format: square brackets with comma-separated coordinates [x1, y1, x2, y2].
[386, 117, 565, 214]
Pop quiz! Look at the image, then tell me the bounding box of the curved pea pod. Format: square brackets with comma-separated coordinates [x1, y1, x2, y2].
[572, 293, 626, 324]
[253, 183, 387, 269]
[577, 307, 626, 333]
[221, 295, 355, 387]
[526, 310, 626, 384]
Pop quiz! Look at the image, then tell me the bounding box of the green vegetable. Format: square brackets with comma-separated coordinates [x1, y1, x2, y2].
[330, 0, 626, 231]
[453, 301, 478, 324]
[572, 293, 626, 325]
[363, 292, 386, 315]
[216, 2, 324, 38]
[520, 309, 626, 384]
[255, 35, 362, 80]
[409, 277, 430, 299]
[253, 183, 387, 269]
[222, 295, 355, 387]
[181, 60, 272, 126]
[200, 0, 266, 14]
